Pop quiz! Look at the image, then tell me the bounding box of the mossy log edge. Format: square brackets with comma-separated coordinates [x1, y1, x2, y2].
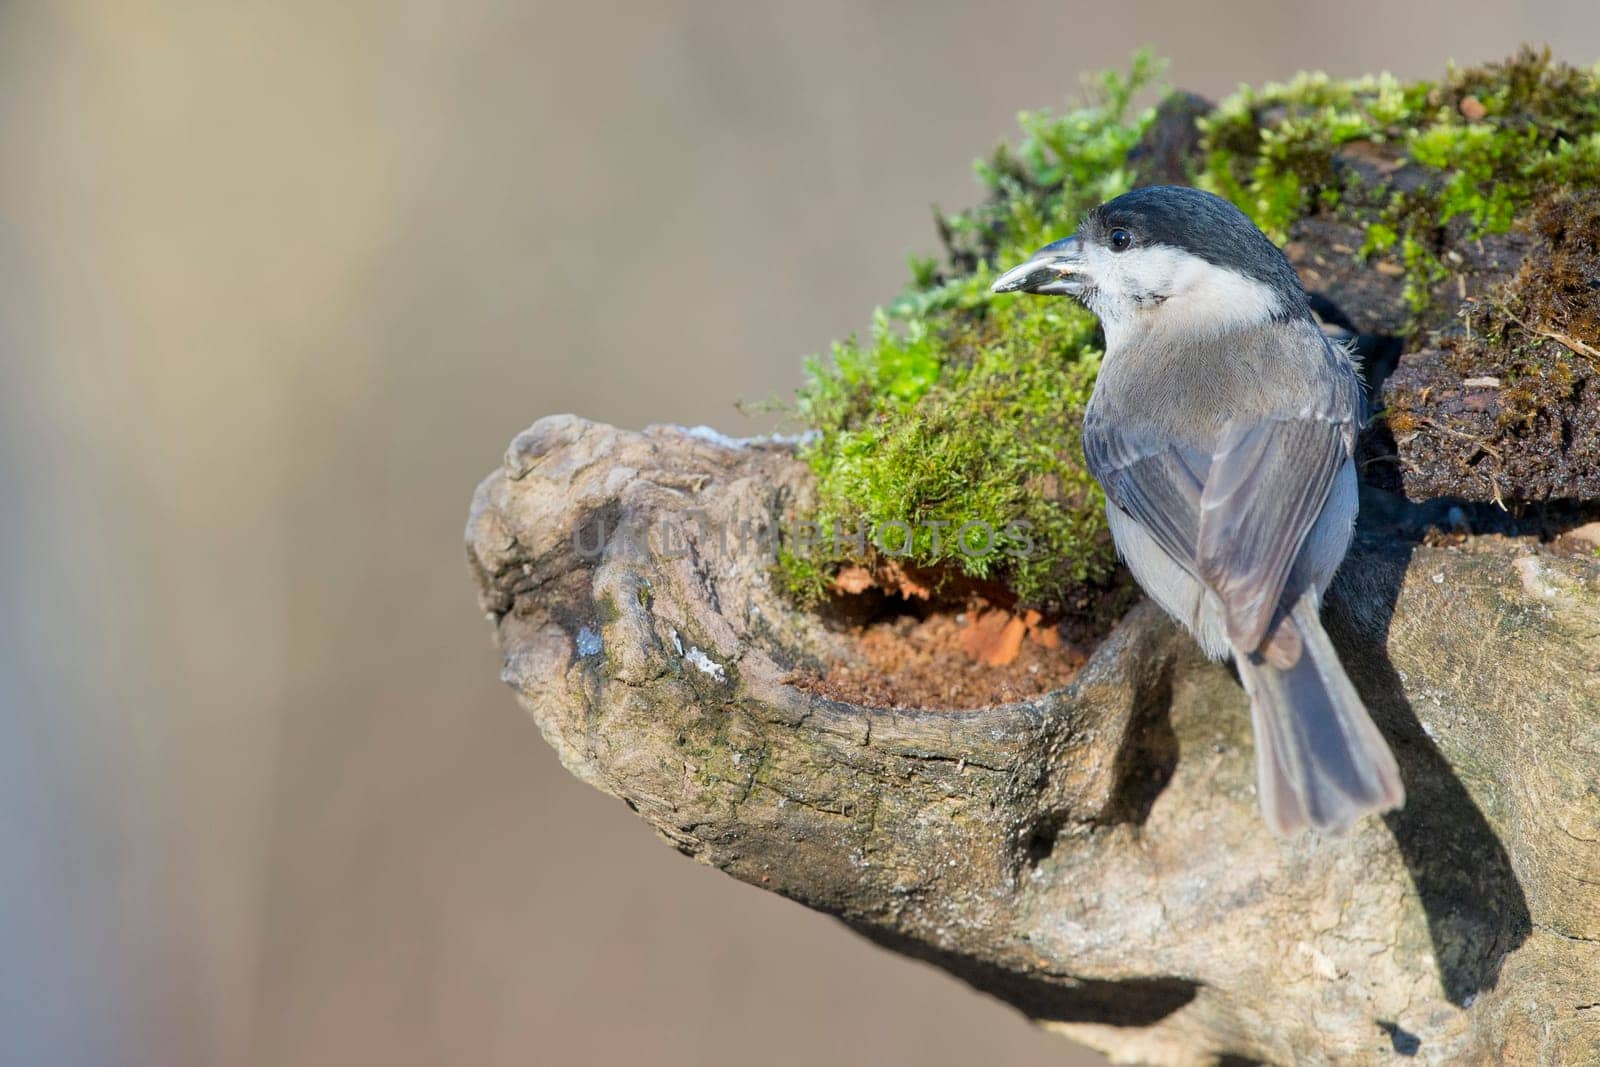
[466, 414, 1600, 1066]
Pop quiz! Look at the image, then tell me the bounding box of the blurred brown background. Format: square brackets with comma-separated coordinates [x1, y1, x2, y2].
[0, 3, 1594, 1065]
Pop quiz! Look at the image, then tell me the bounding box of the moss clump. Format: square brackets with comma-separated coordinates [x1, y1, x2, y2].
[1506, 188, 1600, 347]
[1379, 185, 1600, 502]
[782, 49, 1600, 608]
[1198, 48, 1600, 316]
[781, 52, 1164, 610]
[788, 303, 1112, 607]
[1199, 70, 1429, 240]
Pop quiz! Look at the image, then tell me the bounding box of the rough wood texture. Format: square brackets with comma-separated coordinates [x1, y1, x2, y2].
[467, 415, 1600, 1065]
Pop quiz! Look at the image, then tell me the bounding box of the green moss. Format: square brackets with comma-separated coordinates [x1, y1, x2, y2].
[773, 545, 831, 604]
[1197, 48, 1600, 316]
[799, 305, 1111, 604]
[1199, 70, 1429, 240]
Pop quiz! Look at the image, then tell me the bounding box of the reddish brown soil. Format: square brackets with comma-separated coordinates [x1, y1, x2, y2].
[790, 607, 1094, 711]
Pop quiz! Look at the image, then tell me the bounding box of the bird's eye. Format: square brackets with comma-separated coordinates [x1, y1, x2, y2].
[1109, 228, 1133, 252]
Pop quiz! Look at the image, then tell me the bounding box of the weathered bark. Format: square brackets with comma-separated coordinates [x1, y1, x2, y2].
[466, 415, 1600, 1066]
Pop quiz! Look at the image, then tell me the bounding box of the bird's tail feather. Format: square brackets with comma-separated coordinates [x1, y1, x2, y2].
[1235, 594, 1404, 836]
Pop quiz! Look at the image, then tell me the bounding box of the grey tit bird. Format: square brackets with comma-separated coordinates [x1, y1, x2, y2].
[992, 185, 1404, 836]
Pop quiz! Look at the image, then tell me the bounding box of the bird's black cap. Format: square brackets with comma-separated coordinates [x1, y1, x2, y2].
[1084, 185, 1308, 311]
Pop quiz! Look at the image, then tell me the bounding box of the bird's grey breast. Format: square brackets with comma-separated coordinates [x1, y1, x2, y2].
[1087, 318, 1360, 451]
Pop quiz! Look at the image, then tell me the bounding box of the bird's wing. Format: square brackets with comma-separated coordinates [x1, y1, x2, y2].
[1082, 416, 1210, 573]
[1084, 406, 1352, 654]
[1195, 411, 1351, 653]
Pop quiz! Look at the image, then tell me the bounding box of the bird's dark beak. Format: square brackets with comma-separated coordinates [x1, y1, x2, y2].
[990, 235, 1087, 296]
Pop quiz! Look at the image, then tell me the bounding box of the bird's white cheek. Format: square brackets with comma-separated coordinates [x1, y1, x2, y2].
[1096, 246, 1180, 306]
[1093, 247, 1283, 341]
[1080, 249, 1150, 345]
[1157, 259, 1283, 336]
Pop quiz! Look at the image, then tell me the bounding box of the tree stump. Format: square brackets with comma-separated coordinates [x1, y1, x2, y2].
[466, 414, 1600, 1065]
